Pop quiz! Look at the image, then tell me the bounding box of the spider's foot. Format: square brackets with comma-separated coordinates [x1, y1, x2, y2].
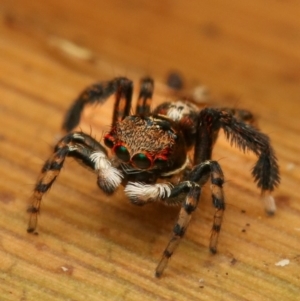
[209, 247, 217, 254]
[27, 227, 39, 235]
[27, 205, 39, 234]
[27, 205, 38, 213]
[155, 256, 169, 278]
[261, 191, 276, 215]
[27, 227, 34, 233]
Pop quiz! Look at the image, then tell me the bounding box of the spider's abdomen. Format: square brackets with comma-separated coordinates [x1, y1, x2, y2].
[153, 100, 198, 147]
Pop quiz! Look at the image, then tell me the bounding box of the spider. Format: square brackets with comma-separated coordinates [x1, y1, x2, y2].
[27, 77, 280, 277]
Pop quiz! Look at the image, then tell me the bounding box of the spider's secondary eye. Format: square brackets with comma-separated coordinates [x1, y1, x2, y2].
[132, 153, 152, 170]
[115, 145, 130, 162]
[154, 157, 168, 169]
[104, 135, 114, 148]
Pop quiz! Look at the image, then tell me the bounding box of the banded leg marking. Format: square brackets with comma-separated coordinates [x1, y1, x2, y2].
[27, 143, 74, 233]
[209, 165, 225, 253]
[135, 77, 154, 117]
[27, 132, 108, 233]
[155, 182, 200, 278]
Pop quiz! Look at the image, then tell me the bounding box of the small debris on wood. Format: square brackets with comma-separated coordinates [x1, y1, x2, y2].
[275, 259, 290, 267]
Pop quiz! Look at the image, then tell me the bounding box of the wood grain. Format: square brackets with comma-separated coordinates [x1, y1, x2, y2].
[0, 1, 299, 300]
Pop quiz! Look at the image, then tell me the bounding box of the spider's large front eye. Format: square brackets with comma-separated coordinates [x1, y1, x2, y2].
[104, 134, 114, 148]
[154, 156, 168, 169]
[114, 145, 130, 162]
[131, 153, 152, 170]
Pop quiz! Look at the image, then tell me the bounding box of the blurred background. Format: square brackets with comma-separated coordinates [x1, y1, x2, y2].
[2, 0, 300, 113]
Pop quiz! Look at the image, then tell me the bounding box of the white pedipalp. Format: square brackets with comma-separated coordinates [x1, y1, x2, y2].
[90, 151, 111, 170]
[90, 151, 123, 191]
[124, 182, 173, 203]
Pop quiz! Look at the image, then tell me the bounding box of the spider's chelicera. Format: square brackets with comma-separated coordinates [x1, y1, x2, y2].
[27, 77, 280, 277]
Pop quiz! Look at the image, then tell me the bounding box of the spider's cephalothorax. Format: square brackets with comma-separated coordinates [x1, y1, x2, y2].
[27, 76, 280, 277]
[104, 115, 187, 175]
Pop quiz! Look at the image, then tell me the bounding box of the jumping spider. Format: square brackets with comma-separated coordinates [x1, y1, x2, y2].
[27, 77, 280, 277]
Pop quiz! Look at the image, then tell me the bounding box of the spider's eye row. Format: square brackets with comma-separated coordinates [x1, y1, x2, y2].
[104, 134, 115, 148]
[154, 156, 168, 169]
[132, 153, 152, 170]
[114, 144, 130, 162]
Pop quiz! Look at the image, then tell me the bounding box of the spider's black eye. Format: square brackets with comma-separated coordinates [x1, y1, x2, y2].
[131, 153, 152, 170]
[114, 145, 130, 162]
[154, 157, 168, 169]
[104, 135, 114, 148]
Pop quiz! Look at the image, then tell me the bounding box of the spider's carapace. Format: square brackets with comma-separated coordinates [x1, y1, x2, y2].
[104, 115, 186, 173]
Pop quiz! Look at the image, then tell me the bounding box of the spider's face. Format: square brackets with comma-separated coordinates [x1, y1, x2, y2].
[103, 115, 187, 173]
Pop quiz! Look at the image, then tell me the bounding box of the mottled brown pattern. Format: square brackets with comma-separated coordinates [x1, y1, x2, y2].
[114, 116, 176, 155]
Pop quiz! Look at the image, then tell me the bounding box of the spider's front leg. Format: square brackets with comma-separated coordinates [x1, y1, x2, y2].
[27, 132, 122, 233]
[154, 181, 201, 277]
[124, 161, 225, 277]
[154, 160, 225, 277]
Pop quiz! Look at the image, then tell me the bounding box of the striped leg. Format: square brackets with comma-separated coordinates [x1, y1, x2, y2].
[135, 77, 154, 117]
[27, 132, 113, 233]
[62, 77, 133, 132]
[189, 160, 225, 254]
[124, 161, 225, 277]
[155, 161, 225, 277]
[208, 163, 225, 253]
[155, 182, 201, 278]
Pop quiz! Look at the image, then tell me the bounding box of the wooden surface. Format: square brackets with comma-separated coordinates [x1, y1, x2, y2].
[0, 1, 300, 300]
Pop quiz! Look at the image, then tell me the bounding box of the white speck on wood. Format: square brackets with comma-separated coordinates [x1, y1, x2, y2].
[275, 259, 290, 267]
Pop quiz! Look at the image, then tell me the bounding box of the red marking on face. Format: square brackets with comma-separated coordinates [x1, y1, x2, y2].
[103, 133, 115, 148]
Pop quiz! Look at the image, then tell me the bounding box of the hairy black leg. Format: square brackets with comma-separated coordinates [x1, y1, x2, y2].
[220, 107, 256, 126]
[135, 77, 154, 117]
[155, 182, 201, 278]
[112, 78, 133, 125]
[195, 108, 280, 213]
[27, 132, 112, 233]
[62, 77, 133, 132]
